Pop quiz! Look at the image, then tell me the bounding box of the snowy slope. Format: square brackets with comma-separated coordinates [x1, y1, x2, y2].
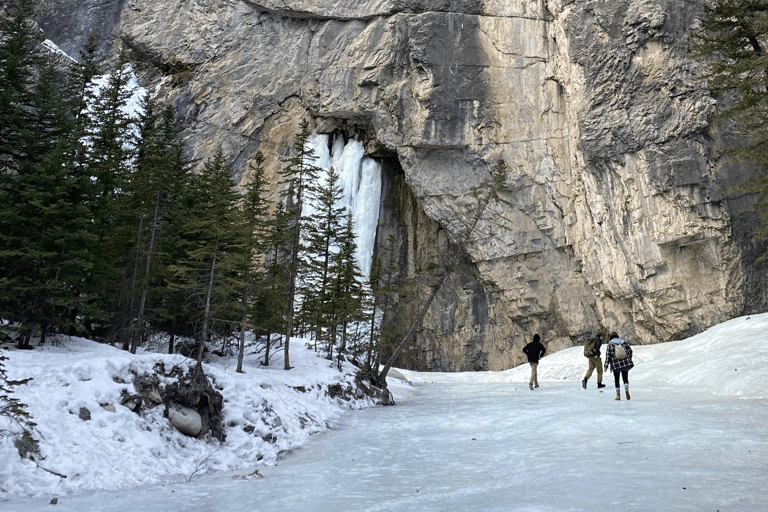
[0, 337, 374, 500]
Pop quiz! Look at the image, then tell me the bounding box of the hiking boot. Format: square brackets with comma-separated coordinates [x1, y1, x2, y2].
[534, 384, 539, 389]
[615, 393, 621, 401]
[625, 389, 631, 400]
[582, 379, 587, 389]
[597, 383, 606, 389]
[529, 383, 534, 390]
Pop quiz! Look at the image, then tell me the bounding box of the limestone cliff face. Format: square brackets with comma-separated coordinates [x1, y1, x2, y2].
[32, 0, 768, 370]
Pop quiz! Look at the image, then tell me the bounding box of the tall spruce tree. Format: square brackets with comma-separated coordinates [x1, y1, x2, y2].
[14, 57, 94, 343]
[277, 120, 321, 369]
[0, 0, 37, 336]
[116, 98, 191, 353]
[0, 0, 37, 170]
[81, 55, 140, 310]
[329, 212, 367, 357]
[235, 151, 271, 372]
[170, 147, 244, 365]
[691, 0, 768, 260]
[0, 9, 101, 343]
[303, 165, 346, 354]
[254, 198, 292, 366]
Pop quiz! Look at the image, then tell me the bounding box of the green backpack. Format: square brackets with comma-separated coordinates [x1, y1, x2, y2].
[583, 338, 596, 357]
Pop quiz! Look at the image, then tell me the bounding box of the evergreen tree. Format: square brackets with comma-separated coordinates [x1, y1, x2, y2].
[0, 0, 37, 169]
[15, 58, 94, 343]
[68, 34, 100, 123]
[328, 212, 367, 357]
[253, 199, 292, 366]
[0, 18, 98, 343]
[235, 151, 271, 372]
[80, 54, 140, 307]
[170, 147, 244, 365]
[277, 120, 321, 369]
[303, 165, 346, 354]
[691, 0, 768, 259]
[1, 345, 34, 433]
[114, 98, 192, 353]
[0, 0, 37, 336]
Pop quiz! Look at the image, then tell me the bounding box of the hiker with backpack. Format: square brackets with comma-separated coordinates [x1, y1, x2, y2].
[581, 333, 606, 389]
[522, 333, 546, 390]
[604, 332, 634, 400]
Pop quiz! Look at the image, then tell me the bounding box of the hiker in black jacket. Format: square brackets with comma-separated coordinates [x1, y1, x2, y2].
[522, 334, 546, 390]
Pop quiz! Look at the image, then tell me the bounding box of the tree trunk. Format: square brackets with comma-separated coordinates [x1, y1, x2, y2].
[378, 275, 445, 382]
[168, 318, 176, 355]
[39, 319, 48, 346]
[282, 211, 301, 370]
[237, 266, 249, 373]
[197, 249, 218, 367]
[131, 194, 161, 354]
[125, 215, 144, 351]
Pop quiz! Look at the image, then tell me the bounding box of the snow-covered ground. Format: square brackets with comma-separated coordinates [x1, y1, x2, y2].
[0, 335, 375, 502]
[1, 313, 767, 511]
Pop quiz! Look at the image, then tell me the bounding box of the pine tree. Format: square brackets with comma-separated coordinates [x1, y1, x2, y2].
[329, 212, 367, 357]
[691, 0, 768, 260]
[303, 165, 346, 355]
[277, 120, 321, 369]
[253, 199, 292, 366]
[170, 147, 244, 365]
[0, 18, 99, 343]
[235, 151, 271, 372]
[14, 57, 94, 343]
[68, 34, 100, 123]
[81, 54, 141, 303]
[115, 98, 192, 353]
[0, 0, 37, 169]
[0, 0, 37, 336]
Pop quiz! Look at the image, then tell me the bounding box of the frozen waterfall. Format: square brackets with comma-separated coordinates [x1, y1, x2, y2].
[307, 133, 382, 278]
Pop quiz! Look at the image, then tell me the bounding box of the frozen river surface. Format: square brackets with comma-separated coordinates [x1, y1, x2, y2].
[5, 376, 766, 512]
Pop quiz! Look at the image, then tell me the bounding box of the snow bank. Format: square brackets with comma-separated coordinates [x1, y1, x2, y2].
[0, 338, 373, 500]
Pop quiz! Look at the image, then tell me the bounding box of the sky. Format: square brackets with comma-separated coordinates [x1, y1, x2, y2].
[1, 313, 766, 512]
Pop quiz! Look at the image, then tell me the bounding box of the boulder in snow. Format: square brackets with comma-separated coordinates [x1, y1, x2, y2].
[167, 403, 202, 437]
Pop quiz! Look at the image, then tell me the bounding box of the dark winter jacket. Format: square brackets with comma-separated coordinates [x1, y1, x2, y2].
[522, 338, 546, 363]
[604, 338, 634, 373]
[593, 336, 603, 357]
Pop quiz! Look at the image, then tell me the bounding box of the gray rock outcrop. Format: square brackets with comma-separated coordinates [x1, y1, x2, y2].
[29, 0, 768, 371]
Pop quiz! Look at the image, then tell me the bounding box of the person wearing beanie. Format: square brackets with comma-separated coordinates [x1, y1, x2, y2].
[603, 332, 634, 400]
[522, 333, 546, 390]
